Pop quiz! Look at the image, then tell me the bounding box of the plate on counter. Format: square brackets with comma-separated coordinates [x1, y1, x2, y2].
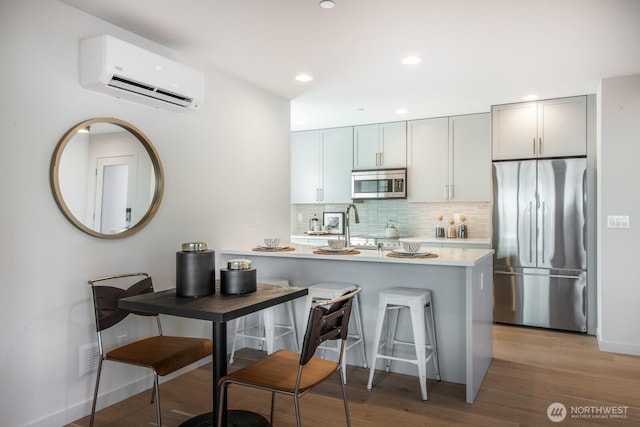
[392, 249, 431, 256]
[317, 246, 353, 253]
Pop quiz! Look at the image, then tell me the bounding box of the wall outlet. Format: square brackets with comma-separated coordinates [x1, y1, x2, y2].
[79, 342, 100, 377]
[252, 213, 262, 227]
[117, 334, 128, 346]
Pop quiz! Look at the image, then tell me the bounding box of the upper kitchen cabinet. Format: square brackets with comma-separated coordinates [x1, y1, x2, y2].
[492, 96, 587, 160]
[291, 127, 353, 204]
[353, 121, 407, 170]
[408, 113, 491, 202]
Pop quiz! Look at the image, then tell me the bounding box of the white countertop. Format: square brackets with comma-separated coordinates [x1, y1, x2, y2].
[400, 236, 491, 245]
[220, 244, 494, 267]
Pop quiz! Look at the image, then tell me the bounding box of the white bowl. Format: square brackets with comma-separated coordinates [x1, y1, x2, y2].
[402, 241, 422, 253]
[328, 239, 346, 249]
[263, 238, 281, 248]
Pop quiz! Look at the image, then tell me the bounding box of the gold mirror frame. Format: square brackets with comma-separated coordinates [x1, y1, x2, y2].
[50, 117, 164, 239]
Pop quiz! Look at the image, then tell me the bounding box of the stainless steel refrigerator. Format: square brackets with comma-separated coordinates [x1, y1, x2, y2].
[492, 157, 587, 332]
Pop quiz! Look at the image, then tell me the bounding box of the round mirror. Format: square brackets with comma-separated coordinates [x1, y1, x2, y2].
[50, 118, 164, 239]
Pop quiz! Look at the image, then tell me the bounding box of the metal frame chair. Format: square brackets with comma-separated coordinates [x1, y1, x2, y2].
[88, 272, 212, 426]
[217, 287, 361, 427]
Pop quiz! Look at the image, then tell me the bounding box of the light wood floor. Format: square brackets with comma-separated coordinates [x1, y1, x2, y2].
[69, 325, 640, 426]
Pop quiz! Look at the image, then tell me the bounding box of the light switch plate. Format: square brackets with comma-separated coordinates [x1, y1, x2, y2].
[607, 215, 629, 228]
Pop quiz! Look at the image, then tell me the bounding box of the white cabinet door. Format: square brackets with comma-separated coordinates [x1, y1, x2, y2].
[409, 113, 490, 202]
[354, 122, 406, 169]
[321, 127, 353, 203]
[491, 102, 538, 160]
[450, 113, 491, 201]
[537, 96, 587, 157]
[380, 121, 407, 168]
[353, 124, 380, 169]
[492, 96, 587, 160]
[291, 130, 321, 203]
[408, 117, 449, 202]
[291, 127, 353, 204]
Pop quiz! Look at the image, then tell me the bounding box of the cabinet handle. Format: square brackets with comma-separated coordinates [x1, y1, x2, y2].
[532, 138, 536, 155]
[538, 137, 542, 155]
[380, 152, 384, 166]
[449, 184, 454, 200]
[444, 185, 449, 200]
[316, 188, 323, 202]
[375, 152, 379, 166]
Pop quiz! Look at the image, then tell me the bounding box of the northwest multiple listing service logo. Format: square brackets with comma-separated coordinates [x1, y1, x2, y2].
[547, 402, 629, 422]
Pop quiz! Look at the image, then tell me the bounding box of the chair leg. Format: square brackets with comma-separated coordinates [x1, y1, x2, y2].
[426, 302, 441, 381]
[270, 391, 276, 424]
[153, 372, 162, 426]
[294, 393, 302, 427]
[409, 302, 428, 401]
[89, 358, 103, 427]
[263, 308, 276, 354]
[339, 367, 352, 427]
[385, 306, 401, 373]
[353, 297, 368, 368]
[367, 299, 386, 391]
[217, 381, 228, 427]
[229, 317, 243, 364]
[286, 301, 300, 352]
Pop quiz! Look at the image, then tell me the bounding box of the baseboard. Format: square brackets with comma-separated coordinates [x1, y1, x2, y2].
[597, 338, 640, 356]
[25, 356, 212, 427]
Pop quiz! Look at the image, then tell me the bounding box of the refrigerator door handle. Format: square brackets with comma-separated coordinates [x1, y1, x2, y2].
[541, 201, 546, 263]
[495, 271, 584, 280]
[528, 201, 534, 263]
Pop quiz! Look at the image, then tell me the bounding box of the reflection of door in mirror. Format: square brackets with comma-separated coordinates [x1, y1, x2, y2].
[96, 157, 133, 233]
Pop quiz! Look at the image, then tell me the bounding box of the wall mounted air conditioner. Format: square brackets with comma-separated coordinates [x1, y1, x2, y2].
[80, 35, 204, 112]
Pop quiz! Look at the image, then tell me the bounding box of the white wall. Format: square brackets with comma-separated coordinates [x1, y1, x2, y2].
[597, 74, 640, 355]
[0, 1, 291, 426]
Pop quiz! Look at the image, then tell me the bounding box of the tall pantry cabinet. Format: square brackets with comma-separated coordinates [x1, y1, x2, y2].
[291, 127, 353, 204]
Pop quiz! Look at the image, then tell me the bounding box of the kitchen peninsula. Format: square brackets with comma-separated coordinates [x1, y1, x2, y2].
[219, 244, 494, 403]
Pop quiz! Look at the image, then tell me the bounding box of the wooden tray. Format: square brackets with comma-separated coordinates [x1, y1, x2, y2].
[251, 247, 296, 252]
[386, 252, 438, 259]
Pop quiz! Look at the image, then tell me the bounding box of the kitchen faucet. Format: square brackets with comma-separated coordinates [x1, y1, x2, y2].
[345, 203, 360, 248]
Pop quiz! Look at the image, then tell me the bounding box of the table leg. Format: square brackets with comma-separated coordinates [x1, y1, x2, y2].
[214, 321, 227, 426]
[180, 320, 270, 427]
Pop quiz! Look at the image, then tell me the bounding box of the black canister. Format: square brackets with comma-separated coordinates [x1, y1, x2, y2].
[176, 242, 215, 297]
[220, 268, 257, 295]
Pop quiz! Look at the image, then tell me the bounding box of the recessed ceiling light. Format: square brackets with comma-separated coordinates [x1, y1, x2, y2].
[395, 109, 409, 115]
[295, 74, 313, 82]
[523, 94, 539, 101]
[402, 56, 421, 65]
[319, 0, 335, 9]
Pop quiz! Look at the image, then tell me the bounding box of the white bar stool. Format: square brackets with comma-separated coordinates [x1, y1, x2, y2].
[229, 279, 299, 364]
[302, 282, 368, 383]
[366, 287, 441, 401]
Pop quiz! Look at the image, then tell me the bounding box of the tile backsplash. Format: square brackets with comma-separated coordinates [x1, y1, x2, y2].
[292, 200, 490, 239]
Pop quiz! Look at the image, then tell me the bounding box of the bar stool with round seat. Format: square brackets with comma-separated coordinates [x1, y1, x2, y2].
[366, 287, 441, 401]
[229, 278, 299, 364]
[302, 282, 367, 383]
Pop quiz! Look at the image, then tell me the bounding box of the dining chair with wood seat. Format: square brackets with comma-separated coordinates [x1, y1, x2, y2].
[88, 272, 213, 427]
[217, 287, 361, 427]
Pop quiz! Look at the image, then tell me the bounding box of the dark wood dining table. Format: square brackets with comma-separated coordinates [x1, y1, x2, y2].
[118, 281, 308, 427]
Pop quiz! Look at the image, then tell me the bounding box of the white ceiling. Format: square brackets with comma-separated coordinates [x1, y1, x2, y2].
[61, 0, 640, 131]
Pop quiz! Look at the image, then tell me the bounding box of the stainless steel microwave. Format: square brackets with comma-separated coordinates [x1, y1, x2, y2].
[351, 168, 407, 200]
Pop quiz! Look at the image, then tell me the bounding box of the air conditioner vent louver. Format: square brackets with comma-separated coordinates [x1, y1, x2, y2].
[80, 35, 204, 112]
[108, 75, 194, 107]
